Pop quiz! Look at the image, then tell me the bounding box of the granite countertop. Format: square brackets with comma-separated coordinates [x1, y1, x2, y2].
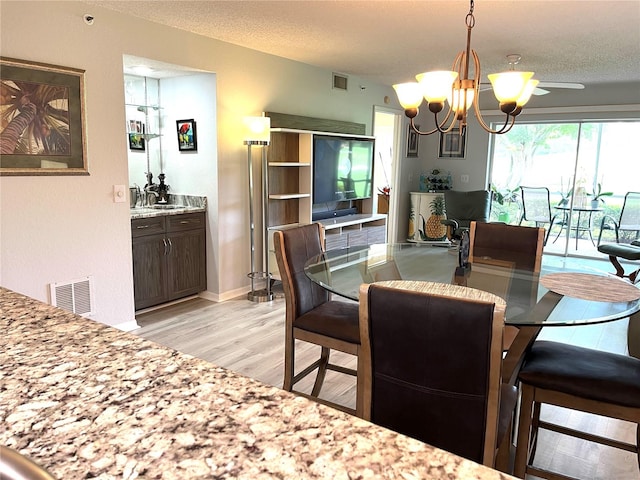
[130, 194, 207, 219]
[0, 287, 515, 479]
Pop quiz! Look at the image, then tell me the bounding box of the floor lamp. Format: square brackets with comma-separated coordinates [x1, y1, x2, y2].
[243, 116, 274, 302]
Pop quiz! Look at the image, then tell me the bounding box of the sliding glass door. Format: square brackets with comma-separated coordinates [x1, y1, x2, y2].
[489, 120, 640, 257]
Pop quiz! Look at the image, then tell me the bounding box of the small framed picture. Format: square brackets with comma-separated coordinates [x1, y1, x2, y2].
[406, 124, 419, 157]
[176, 119, 197, 151]
[438, 131, 466, 158]
[128, 133, 145, 151]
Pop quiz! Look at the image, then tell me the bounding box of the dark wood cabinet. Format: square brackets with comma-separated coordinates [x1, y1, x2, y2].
[132, 212, 206, 310]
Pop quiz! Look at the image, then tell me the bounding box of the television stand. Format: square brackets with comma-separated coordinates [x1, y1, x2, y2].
[316, 213, 387, 250]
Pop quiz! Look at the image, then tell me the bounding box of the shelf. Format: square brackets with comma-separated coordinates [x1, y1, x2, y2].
[269, 162, 311, 167]
[269, 193, 311, 200]
[125, 103, 162, 112]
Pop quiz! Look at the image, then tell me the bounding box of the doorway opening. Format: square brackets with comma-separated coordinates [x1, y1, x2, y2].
[373, 107, 402, 242]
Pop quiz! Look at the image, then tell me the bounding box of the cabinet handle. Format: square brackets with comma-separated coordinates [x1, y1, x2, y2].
[167, 238, 173, 255]
[162, 238, 168, 256]
[180, 221, 190, 224]
[136, 225, 150, 229]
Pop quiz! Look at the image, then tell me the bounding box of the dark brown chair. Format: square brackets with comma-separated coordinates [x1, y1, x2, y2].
[358, 280, 517, 470]
[514, 341, 640, 479]
[468, 221, 544, 350]
[274, 223, 361, 414]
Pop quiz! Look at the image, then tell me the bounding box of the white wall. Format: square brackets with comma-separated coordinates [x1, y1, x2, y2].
[2, 2, 637, 326]
[0, 1, 396, 326]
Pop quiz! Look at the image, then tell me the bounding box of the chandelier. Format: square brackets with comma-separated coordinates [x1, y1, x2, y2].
[393, 0, 538, 136]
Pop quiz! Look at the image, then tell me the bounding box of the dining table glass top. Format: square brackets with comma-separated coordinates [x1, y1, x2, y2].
[304, 243, 640, 327]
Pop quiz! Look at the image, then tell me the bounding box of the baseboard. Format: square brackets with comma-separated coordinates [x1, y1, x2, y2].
[114, 319, 140, 332]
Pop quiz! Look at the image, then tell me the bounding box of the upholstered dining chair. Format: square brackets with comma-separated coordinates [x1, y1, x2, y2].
[358, 280, 517, 471]
[467, 221, 545, 350]
[514, 341, 640, 479]
[442, 190, 492, 242]
[273, 223, 361, 414]
[519, 186, 560, 245]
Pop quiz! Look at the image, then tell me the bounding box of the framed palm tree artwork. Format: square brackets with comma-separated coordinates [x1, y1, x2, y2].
[0, 57, 88, 175]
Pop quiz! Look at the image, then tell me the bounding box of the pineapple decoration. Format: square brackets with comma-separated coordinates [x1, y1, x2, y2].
[425, 195, 447, 240]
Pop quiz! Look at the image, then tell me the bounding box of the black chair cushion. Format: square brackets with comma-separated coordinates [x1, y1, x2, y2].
[294, 300, 360, 344]
[597, 242, 640, 261]
[519, 341, 640, 408]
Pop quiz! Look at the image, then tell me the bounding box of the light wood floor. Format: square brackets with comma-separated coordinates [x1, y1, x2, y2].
[134, 255, 639, 480]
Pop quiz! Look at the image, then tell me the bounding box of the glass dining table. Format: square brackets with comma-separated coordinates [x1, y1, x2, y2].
[304, 243, 640, 385]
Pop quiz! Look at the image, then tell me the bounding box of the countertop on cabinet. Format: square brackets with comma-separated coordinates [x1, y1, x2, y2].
[0, 287, 514, 480]
[130, 205, 206, 219]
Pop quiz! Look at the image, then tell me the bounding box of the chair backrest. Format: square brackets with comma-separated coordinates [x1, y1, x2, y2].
[443, 190, 491, 229]
[274, 223, 330, 321]
[520, 186, 553, 223]
[359, 280, 506, 467]
[469, 221, 544, 272]
[619, 191, 640, 230]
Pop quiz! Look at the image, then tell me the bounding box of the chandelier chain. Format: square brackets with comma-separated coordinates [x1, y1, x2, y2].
[466, 0, 475, 28]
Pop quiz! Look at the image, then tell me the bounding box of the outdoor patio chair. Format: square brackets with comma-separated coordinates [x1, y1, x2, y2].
[519, 186, 560, 246]
[597, 191, 640, 245]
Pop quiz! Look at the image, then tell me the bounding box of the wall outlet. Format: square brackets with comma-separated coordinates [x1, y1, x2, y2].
[461, 174, 470, 184]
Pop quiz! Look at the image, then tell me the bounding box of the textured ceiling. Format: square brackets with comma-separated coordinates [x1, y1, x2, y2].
[88, 0, 640, 89]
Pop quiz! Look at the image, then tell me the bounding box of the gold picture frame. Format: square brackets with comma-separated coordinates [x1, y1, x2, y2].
[0, 57, 88, 175]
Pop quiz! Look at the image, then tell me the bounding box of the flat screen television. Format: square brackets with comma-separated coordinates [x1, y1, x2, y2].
[312, 135, 375, 205]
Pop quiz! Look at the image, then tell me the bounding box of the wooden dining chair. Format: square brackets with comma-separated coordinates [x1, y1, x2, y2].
[468, 221, 545, 350]
[358, 280, 517, 471]
[273, 223, 361, 414]
[514, 341, 640, 479]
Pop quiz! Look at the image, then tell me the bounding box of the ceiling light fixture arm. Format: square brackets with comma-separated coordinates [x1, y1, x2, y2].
[392, 0, 537, 137]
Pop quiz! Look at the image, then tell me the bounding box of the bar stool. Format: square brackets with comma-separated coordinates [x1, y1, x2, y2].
[513, 341, 640, 479]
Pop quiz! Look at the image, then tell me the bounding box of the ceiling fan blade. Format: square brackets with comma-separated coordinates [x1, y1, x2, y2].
[533, 87, 550, 96]
[537, 82, 585, 90]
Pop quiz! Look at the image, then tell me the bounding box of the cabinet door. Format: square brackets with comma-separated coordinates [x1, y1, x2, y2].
[166, 228, 206, 301]
[132, 233, 167, 310]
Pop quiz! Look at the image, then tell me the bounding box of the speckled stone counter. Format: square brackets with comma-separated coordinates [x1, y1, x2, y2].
[130, 194, 207, 219]
[0, 287, 515, 479]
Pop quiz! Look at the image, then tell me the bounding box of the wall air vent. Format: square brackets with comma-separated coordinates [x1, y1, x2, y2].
[333, 73, 348, 91]
[50, 276, 94, 317]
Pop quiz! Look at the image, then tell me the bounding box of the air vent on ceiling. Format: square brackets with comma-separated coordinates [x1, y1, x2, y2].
[333, 73, 348, 91]
[50, 276, 94, 317]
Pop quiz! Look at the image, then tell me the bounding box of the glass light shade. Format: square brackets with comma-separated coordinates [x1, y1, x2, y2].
[416, 71, 458, 103]
[488, 71, 534, 102]
[243, 116, 271, 143]
[392, 82, 423, 109]
[516, 79, 539, 107]
[447, 87, 475, 113]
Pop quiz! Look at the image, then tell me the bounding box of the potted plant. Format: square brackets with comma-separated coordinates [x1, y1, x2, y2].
[490, 185, 519, 223]
[589, 183, 613, 208]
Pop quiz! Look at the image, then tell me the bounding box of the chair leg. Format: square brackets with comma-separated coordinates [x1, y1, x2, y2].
[629, 312, 640, 360]
[514, 384, 535, 478]
[310, 346, 330, 397]
[637, 423, 639, 470]
[283, 331, 295, 391]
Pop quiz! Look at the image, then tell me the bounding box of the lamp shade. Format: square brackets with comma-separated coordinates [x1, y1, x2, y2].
[243, 116, 271, 143]
[416, 71, 458, 103]
[392, 82, 424, 109]
[487, 71, 534, 103]
[516, 79, 539, 107]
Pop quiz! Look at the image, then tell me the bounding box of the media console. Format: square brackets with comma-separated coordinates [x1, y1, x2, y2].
[317, 213, 387, 251]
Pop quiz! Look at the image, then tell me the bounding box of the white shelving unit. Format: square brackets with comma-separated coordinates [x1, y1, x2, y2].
[266, 128, 386, 280]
